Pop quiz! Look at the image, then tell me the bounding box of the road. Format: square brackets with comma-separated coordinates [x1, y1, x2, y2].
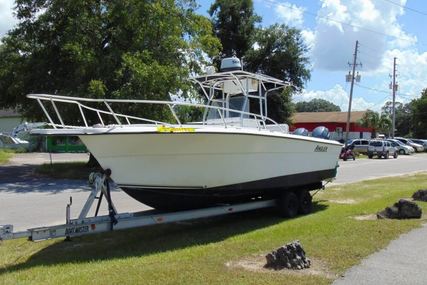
[333, 223, 427, 285]
[332, 153, 427, 185]
[0, 153, 426, 231]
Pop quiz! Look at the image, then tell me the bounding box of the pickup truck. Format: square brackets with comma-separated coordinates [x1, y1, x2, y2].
[367, 140, 398, 159]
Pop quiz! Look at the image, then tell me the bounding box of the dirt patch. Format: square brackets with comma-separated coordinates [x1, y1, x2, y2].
[329, 199, 357, 204]
[353, 214, 377, 221]
[225, 254, 337, 279]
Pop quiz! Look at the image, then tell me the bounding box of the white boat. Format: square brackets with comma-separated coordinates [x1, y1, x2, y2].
[28, 58, 341, 213]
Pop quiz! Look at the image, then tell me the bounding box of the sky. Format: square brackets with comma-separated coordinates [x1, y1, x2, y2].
[198, 0, 427, 111]
[1, 0, 426, 112]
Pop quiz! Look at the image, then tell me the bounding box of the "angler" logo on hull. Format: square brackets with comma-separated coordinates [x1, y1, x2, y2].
[314, 145, 328, 152]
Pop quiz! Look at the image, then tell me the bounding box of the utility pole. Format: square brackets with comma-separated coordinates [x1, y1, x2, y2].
[391, 57, 397, 138]
[344, 40, 361, 147]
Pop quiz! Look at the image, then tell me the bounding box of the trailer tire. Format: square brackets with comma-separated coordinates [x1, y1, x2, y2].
[276, 192, 299, 218]
[297, 190, 313, 215]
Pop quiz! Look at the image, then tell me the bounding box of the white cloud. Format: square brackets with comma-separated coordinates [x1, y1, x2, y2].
[0, 0, 17, 39]
[276, 2, 305, 27]
[293, 84, 375, 111]
[301, 29, 315, 50]
[311, 0, 416, 71]
[318, 0, 350, 32]
[264, 0, 426, 109]
[383, 49, 427, 98]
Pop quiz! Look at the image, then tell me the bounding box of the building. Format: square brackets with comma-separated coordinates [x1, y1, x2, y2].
[0, 109, 22, 134]
[291, 111, 373, 142]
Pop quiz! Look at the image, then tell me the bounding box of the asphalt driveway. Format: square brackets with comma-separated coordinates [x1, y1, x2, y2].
[0, 153, 149, 231]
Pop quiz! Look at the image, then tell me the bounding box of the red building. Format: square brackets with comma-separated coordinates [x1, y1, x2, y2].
[291, 111, 373, 141]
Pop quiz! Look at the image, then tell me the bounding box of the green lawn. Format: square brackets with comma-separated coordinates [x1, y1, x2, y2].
[0, 150, 14, 165]
[35, 162, 100, 180]
[1, 173, 427, 285]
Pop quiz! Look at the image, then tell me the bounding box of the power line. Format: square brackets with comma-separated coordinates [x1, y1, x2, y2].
[381, 0, 427, 17]
[355, 83, 416, 98]
[355, 83, 390, 94]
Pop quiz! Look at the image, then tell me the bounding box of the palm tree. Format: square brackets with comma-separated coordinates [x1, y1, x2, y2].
[359, 110, 380, 138]
[378, 114, 392, 137]
[359, 110, 392, 138]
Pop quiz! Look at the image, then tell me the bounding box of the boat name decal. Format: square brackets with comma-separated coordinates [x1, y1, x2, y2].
[65, 225, 89, 235]
[314, 145, 328, 152]
[157, 126, 195, 133]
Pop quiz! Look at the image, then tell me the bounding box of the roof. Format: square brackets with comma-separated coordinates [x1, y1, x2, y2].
[292, 111, 367, 124]
[0, 109, 20, 118]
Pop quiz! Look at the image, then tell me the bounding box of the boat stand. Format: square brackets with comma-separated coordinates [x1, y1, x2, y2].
[0, 172, 276, 242]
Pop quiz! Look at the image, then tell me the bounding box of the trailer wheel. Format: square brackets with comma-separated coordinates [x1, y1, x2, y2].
[298, 190, 313, 215]
[276, 192, 299, 218]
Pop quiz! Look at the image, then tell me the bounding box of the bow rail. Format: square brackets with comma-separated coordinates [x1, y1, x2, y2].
[27, 93, 286, 132]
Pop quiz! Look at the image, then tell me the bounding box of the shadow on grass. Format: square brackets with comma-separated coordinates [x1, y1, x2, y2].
[0, 201, 328, 275]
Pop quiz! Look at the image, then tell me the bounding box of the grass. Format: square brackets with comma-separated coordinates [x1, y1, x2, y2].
[35, 162, 100, 180]
[1, 173, 427, 284]
[0, 149, 14, 165]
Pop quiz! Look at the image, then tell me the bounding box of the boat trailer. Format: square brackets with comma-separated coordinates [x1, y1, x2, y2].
[0, 171, 276, 242]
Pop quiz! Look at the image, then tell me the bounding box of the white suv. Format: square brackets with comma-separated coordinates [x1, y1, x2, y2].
[367, 140, 398, 159]
[348, 139, 369, 154]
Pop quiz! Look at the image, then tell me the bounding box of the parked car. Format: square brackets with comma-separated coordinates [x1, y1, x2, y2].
[367, 140, 398, 159]
[0, 134, 29, 150]
[386, 139, 415, 155]
[347, 139, 370, 154]
[410, 139, 427, 151]
[395, 137, 424, 152]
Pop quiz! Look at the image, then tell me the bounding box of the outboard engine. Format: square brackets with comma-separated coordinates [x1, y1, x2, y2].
[220, 57, 242, 72]
[312, 126, 330, 140]
[293, 128, 309, 136]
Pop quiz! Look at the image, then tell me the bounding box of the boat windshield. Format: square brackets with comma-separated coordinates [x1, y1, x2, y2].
[207, 95, 249, 120]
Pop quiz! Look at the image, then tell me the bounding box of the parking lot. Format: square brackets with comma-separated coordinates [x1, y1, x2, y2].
[0, 152, 426, 231]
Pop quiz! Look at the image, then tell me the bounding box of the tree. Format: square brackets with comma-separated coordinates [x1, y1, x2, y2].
[381, 101, 403, 116]
[394, 103, 413, 137]
[359, 110, 392, 138]
[381, 101, 413, 137]
[209, 0, 261, 58]
[244, 24, 310, 88]
[244, 24, 311, 123]
[412, 89, 427, 138]
[249, 87, 295, 124]
[378, 113, 392, 137]
[0, 0, 221, 122]
[295, 98, 340, 112]
[208, 3, 310, 124]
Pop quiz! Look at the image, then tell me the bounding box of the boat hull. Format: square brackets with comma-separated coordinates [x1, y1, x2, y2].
[79, 129, 341, 209]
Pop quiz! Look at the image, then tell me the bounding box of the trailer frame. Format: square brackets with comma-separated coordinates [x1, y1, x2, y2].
[0, 171, 277, 242]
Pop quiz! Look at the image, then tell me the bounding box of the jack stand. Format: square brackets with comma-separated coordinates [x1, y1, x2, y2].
[65, 197, 73, 241]
[76, 170, 118, 221]
[66, 169, 118, 230]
